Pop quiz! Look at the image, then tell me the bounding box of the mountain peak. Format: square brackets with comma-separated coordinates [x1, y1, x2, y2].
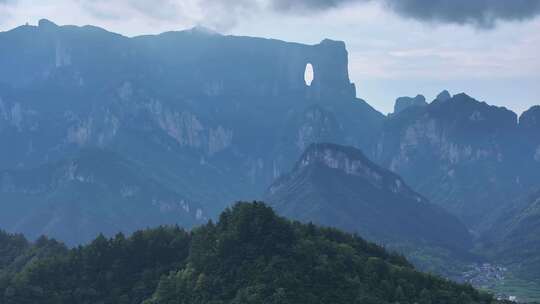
[38, 19, 58, 29]
[187, 25, 220, 36]
[319, 38, 346, 48]
[393, 94, 427, 114]
[266, 143, 472, 256]
[299, 143, 377, 173]
[295, 143, 417, 198]
[436, 90, 451, 102]
[519, 105, 540, 130]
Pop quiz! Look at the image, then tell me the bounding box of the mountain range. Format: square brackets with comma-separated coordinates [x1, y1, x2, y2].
[374, 92, 540, 231]
[0, 18, 381, 216]
[1, 19, 540, 292]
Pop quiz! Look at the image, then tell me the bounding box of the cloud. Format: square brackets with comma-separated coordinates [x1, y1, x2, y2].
[75, 0, 261, 31]
[383, 0, 540, 29]
[79, 0, 186, 21]
[269, 0, 540, 28]
[197, 0, 261, 30]
[101, 0, 536, 30]
[270, 0, 358, 12]
[2, 0, 539, 31]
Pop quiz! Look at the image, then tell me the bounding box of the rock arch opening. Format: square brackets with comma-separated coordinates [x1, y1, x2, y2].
[304, 63, 314, 87]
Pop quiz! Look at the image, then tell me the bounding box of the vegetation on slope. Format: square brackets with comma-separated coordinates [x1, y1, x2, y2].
[0, 202, 501, 304]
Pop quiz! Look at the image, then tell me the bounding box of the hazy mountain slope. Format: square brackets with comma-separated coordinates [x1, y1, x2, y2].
[264, 143, 474, 275]
[374, 92, 540, 230]
[392, 94, 428, 115]
[481, 188, 540, 281]
[2, 19, 540, 265]
[0, 149, 205, 245]
[516, 105, 540, 184]
[0, 20, 384, 239]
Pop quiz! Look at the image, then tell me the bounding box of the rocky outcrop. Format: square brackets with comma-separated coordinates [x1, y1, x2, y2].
[435, 90, 451, 103]
[296, 143, 416, 199]
[0, 99, 34, 132]
[519, 105, 540, 131]
[518, 106, 540, 165]
[294, 105, 342, 151]
[393, 94, 427, 114]
[146, 100, 234, 155]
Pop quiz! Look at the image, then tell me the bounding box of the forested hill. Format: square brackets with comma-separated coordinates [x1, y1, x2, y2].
[0, 202, 504, 304]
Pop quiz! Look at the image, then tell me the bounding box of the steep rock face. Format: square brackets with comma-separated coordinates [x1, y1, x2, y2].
[373, 92, 540, 229]
[265, 143, 473, 273]
[393, 94, 427, 114]
[0, 20, 380, 170]
[519, 106, 540, 162]
[0, 20, 384, 243]
[435, 90, 451, 102]
[0, 20, 355, 101]
[519, 105, 540, 130]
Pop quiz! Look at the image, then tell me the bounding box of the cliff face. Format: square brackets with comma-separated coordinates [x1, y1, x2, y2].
[0, 20, 355, 101]
[0, 20, 369, 166]
[291, 143, 419, 199]
[519, 106, 540, 162]
[393, 94, 427, 114]
[0, 20, 383, 243]
[373, 92, 540, 229]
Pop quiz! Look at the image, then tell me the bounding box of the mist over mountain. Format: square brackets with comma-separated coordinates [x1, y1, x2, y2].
[0, 19, 383, 242]
[1, 19, 540, 300]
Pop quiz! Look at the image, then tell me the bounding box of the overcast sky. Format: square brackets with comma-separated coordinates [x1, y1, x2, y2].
[1, 0, 539, 114]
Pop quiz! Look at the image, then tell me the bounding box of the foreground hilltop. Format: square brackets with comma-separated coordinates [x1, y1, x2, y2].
[0, 202, 498, 304]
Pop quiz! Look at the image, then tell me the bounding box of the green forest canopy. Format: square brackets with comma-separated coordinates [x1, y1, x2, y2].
[0, 202, 505, 304]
